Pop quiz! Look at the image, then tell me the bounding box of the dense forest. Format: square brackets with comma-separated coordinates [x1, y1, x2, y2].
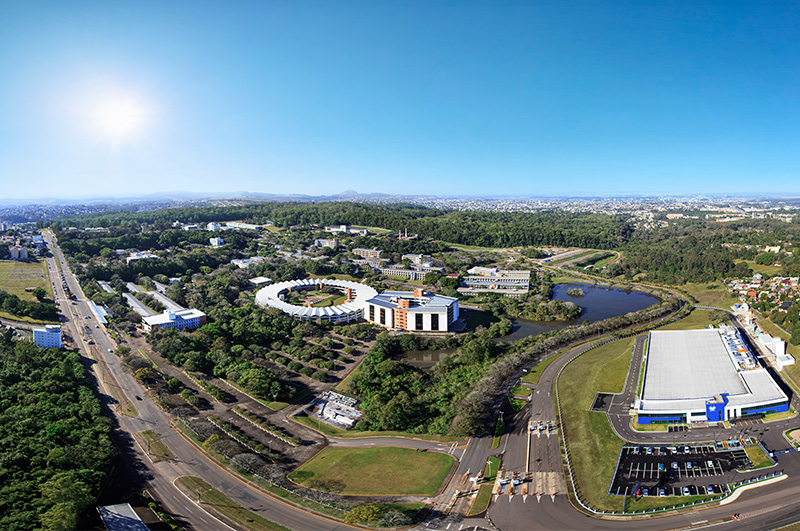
[349, 321, 513, 436]
[0, 337, 115, 529]
[148, 307, 301, 401]
[56, 202, 633, 249]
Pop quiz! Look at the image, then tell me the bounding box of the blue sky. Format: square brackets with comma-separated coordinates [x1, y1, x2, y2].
[1, 1, 798, 200]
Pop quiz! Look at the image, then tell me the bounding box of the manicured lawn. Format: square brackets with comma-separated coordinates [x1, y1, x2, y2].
[745, 445, 775, 470]
[467, 485, 493, 516]
[632, 418, 669, 432]
[558, 337, 634, 512]
[510, 385, 532, 396]
[139, 430, 174, 461]
[289, 447, 454, 496]
[509, 398, 527, 411]
[176, 476, 289, 531]
[520, 353, 561, 384]
[763, 408, 796, 422]
[0, 260, 50, 301]
[491, 417, 505, 450]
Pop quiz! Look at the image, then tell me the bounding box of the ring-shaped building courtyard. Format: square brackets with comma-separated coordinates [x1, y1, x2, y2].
[255, 279, 378, 324]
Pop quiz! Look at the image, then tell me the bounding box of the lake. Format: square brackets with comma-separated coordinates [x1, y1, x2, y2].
[401, 282, 659, 367]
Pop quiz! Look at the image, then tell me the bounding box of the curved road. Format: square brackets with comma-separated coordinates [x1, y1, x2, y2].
[43, 232, 800, 531]
[43, 231, 362, 531]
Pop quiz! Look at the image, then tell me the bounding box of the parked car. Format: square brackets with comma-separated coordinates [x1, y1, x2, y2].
[683, 486, 690, 496]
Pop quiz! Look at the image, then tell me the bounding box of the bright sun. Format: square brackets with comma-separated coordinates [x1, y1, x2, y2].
[94, 99, 146, 139]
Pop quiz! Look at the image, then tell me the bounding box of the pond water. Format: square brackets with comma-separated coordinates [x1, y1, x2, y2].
[401, 282, 659, 367]
[502, 282, 660, 342]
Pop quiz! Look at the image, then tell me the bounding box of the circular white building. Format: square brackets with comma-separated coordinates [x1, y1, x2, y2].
[255, 279, 378, 324]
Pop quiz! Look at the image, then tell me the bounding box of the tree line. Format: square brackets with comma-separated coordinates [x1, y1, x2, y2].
[0, 336, 115, 530]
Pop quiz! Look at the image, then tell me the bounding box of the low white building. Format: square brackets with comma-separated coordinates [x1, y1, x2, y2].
[126, 251, 158, 264]
[33, 325, 62, 348]
[209, 237, 224, 247]
[143, 309, 207, 332]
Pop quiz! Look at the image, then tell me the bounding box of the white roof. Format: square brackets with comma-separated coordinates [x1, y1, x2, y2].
[641, 329, 787, 412]
[143, 308, 205, 326]
[255, 279, 378, 319]
[643, 329, 745, 400]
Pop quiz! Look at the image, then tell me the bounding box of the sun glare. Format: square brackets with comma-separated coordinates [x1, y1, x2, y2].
[94, 99, 146, 139]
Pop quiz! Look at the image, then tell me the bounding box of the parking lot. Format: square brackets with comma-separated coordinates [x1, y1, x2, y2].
[609, 443, 750, 497]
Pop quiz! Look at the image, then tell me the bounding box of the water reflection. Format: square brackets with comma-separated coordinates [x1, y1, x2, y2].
[401, 282, 659, 367]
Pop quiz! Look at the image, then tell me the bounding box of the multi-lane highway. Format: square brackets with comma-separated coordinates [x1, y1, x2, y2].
[42, 231, 364, 530]
[40, 230, 800, 530]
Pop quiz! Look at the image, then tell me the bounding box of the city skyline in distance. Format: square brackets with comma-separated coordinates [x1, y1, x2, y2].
[1, 2, 799, 200]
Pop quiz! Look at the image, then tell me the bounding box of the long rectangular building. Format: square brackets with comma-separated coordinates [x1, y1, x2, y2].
[637, 328, 788, 424]
[143, 309, 207, 333]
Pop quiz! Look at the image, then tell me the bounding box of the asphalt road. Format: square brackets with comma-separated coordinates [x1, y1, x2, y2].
[41, 232, 800, 530]
[421, 327, 800, 531]
[43, 231, 364, 531]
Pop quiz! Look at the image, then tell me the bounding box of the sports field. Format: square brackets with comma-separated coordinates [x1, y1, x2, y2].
[289, 446, 454, 496]
[0, 260, 49, 301]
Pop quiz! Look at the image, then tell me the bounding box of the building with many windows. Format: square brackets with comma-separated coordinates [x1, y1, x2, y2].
[143, 309, 207, 332]
[459, 266, 531, 297]
[352, 248, 383, 259]
[33, 325, 62, 348]
[364, 289, 458, 332]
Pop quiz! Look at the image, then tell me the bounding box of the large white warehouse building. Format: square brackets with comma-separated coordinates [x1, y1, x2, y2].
[637, 327, 789, 425]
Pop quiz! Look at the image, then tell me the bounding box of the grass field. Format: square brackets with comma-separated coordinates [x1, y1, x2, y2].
[509, 397, 527, 411]
[659, 309, 725, 331]
[0, 260, 50, 301]
[176, 476, 289, 531]
[491, 417, 505, 450]
[139, 430, 174, 461]
[558, 338, 633, 512]
[738, 259, 783, 277]
[559, 328, 718, 512]
[288, 447, 454, 496]
[745, 445, 775, 470]
[679, 281, 739, 309]
[467, 485, 493, 516]
[121, 402, 138, 417]
[520, 353, 561, 384]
